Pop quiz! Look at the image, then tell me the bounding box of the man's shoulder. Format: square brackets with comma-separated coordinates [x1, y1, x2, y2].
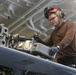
[65, 21, 74, 25]
[65, 21, 75, 27]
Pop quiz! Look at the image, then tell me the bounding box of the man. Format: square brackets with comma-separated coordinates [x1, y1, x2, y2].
[33, 7, 76, 67]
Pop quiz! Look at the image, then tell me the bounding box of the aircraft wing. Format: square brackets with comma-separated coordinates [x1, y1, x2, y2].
[0, 45, 76, 75]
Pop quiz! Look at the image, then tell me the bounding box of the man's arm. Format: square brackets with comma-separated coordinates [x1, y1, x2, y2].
[58, 21, 76, 49]
[33, 34, 53, 46]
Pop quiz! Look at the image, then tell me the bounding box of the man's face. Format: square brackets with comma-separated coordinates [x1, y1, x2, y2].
[49, 14, 59, 26]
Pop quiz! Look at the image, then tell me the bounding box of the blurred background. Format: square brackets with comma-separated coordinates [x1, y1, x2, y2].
[0, 0, 76, 40]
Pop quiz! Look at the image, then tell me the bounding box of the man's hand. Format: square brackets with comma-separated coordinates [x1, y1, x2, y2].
[33, 34, 41, 42]
[49, 46, 60, 56]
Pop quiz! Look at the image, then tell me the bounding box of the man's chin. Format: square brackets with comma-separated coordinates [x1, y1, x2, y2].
[54, 24, 58, 27]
